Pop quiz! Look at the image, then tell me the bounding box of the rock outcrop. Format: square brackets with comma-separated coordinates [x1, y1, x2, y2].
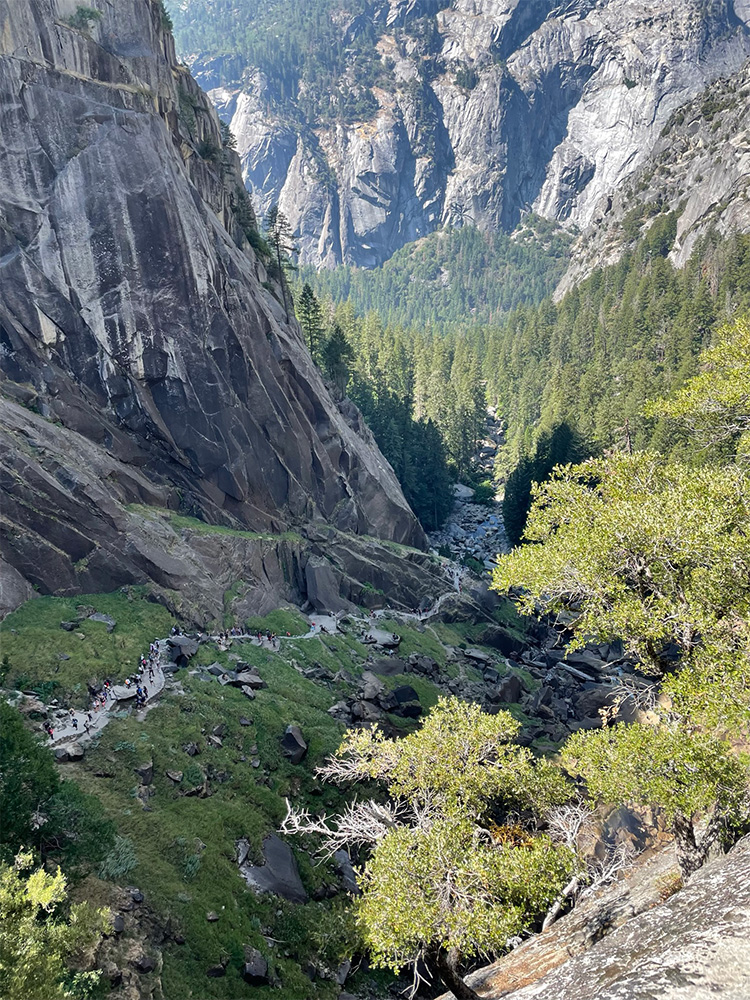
[189, 0, 750, 267]
[557, 57, 750, 295]
[0, 0, 426, 609]
[440, 835, 750, 999]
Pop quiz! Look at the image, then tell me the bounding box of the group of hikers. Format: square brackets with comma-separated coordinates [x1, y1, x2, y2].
[44, 640, 163, 741]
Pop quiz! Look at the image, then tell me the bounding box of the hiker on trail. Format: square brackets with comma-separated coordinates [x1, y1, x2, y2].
[72, 717, 78, 730]
[143, 685, 148, 699]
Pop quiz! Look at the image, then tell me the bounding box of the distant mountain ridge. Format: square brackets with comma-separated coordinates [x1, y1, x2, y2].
[171, 0, 750, 268]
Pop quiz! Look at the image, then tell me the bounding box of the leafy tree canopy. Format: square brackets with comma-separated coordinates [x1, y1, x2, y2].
[285, 698, 575, 999]
[0, 852, 109, 1000]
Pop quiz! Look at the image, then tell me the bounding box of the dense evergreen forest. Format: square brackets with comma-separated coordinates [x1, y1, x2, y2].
[169, 0, 400, 122]
[302, 219, 573, 332]
[294, 214, 750, 534]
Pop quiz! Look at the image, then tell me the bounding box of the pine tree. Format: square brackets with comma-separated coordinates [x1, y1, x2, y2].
[264, 204, 298, 320]
[297, 282, 324, 360]
[321, 323, 354, 397]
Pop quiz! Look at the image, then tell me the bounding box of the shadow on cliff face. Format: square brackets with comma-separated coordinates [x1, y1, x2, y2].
[0, 0, 425, 606]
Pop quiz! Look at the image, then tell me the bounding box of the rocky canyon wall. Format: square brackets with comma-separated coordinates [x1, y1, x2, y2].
[0, 0, 426, 610]
[185, 0, 750, 267]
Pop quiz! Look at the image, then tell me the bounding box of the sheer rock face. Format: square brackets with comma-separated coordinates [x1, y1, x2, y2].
[195, 0, 750, 267]
[440, 835, 750, 999]
[557, 57, 750, 296]
[0, 0, 425, 605]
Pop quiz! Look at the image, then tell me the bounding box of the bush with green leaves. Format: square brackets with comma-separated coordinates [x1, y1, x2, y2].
[65, 6, 102, 31]
[98, 835, 138, 881]
[0, 703, 113, 872]
[563, 724, 749, 876]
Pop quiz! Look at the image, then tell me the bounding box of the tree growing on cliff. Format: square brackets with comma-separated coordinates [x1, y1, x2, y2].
[264, 204, 298, 319]
[321, 323, 354, 397]
[297, 282, 325, 360]
[562, 724, 749, 877]
[282, 697, 575, 999]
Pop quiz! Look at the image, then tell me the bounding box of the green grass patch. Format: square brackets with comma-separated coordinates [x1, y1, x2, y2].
[0, 590, 174, 705]
[374, 618, 447, 666]
[245, 609, 310, 636]
[77, 663, 353, 998]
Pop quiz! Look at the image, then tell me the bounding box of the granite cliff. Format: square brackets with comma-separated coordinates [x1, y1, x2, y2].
[0, 0, 429, 616]
[179, 0, 750, 267]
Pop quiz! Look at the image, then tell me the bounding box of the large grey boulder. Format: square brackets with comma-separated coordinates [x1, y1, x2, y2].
[281, 725, 307, 764]
[241, 947, 269, 986]
[238, 834, 308, 903]
[363, 628, 401, 649]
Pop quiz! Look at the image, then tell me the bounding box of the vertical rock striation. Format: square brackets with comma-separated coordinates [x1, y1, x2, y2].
[0, 0, 425, 603]
[189, 0, 750, 267]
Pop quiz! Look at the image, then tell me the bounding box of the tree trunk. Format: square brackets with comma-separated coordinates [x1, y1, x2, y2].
[672, 809, 720, 879]
[430, 947, 480, 1000]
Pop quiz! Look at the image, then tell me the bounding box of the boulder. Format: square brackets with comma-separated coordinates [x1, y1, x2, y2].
[166, 770, 183, 783]
[464, 648, 491, 664]
[88, 612, 116, 632]
[305, 557, 348, 613]
[241, 947, 269, 986]
[182, 742, 200, 756]
[496, 674, 523, 703]
[351, 700, 384, 722]
[393, 685, 420, 705]
[212, 723, 227, 737]
[233, 670, 266, 689]
[398, 702, 423, 719]
[206, 964, 226, 978]
[573, 684, 617, 719]
[369, 656, 407, 676]
[134, 760, 153, 785]
[238, 834, 308, 903]
[239, 717, 253, 726]
[360, 670, 385, 701]
[335, 959, 351, 985]
[168, 635, 199, 666]
[54, 747, 70, 763]
[60, 621, 77, 631]
[112, 684, 137, 701]
[281, 725, 307, 764]
[363, 628, 401, 649]
[334, 850, 359, 894]
[240, 685, 256, 700]
[478, 625, 527, 656]
[407, 654, 439, 676]
[206, 911, 219, 922]
[132, 954, 155, 973]
[112, 914, 125, 934]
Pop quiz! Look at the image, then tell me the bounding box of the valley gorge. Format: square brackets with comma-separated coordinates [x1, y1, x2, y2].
[178, 0, 750, 268]
[2, 2, 750, 1000]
